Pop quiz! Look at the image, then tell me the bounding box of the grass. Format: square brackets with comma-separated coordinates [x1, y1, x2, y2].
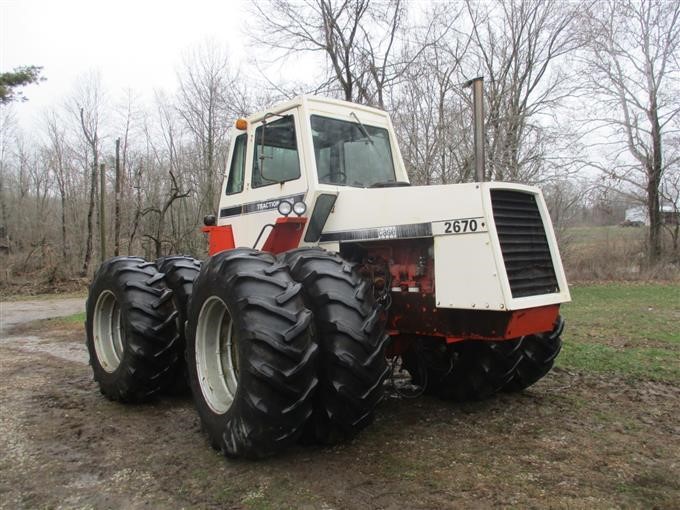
[565, 225, 645, 247]
[39, 311, 85, 329]
[58, 312, 85, 324]
[559, 282, 680, 382]
[59, 311, 86, 324]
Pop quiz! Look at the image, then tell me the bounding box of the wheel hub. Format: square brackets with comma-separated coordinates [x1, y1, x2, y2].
[196, 297, 239, 415]
[93, 290, 125, 372]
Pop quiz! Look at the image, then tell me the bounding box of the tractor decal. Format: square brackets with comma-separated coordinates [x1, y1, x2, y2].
[319, 222, 432, 242]
[219, 193, 306, 218]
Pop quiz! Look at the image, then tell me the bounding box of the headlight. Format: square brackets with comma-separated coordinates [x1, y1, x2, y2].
[277, 201, 293, 216]
[292, 201, 307, 216]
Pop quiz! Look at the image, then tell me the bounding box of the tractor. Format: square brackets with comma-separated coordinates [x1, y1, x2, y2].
[86, 96, 570, 458]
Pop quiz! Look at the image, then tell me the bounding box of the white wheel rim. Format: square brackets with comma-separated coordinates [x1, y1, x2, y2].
[196, 297, 239, 415]
[93, 290, 125, 372]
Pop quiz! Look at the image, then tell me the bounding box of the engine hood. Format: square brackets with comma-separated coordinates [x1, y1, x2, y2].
[313, 182, 523, 243]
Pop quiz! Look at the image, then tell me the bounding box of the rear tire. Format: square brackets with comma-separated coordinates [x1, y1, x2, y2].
[186, 248, 318, 458]
[401, 338, 450, 395]
[502, 317, 564, 393]
[156, 255, 201, 394]
[283, 247, 389, 444]
[86, 257, 180, 402]
[405, 339, 522, 401]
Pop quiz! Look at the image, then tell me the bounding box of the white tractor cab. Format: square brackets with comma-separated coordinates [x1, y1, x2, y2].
[87, 95, 571, 459]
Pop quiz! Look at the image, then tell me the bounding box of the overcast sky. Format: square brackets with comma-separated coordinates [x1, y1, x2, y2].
[1, 0, 260, 128]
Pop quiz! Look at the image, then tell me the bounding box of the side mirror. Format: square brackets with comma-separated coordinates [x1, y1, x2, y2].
[203, 214, 216, 226]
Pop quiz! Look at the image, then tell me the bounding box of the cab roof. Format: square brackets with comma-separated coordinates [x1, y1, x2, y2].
[245, 95, 390, 124]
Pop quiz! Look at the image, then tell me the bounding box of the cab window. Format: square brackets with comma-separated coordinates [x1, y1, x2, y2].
[226, 134, 246, 195]
[251, 115, 300, 188]
[311, 115, 395, 187]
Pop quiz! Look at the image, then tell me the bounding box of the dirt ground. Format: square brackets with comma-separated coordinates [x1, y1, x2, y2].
[1, 298, 679, 509]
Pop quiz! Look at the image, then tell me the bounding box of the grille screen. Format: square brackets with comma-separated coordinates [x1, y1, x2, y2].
[490, 189, 559, 298]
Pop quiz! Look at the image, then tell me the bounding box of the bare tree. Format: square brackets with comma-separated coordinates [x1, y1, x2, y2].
[0, 107, 17, 239]
[250, 0, 411, 108]
[112, 90, 139, 256]
[44, 110, 71, 263]
[141, 171, 191, 258]
[579, 0, 680, 262]
[465, 0, 583, 183]
[68, 73, 105, 275]
[176, 41, 239, 216]
[391, 3, 472, 184]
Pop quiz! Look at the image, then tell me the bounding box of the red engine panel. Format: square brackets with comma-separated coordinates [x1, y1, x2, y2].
[346, 239, 560, 350]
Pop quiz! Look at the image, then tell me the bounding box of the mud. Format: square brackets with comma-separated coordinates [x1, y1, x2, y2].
[0, 297, 678, 509]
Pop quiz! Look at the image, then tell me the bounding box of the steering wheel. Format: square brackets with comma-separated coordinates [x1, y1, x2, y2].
[319, 171, 347, 184]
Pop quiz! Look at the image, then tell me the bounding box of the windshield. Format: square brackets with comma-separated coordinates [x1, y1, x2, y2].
[311, 114, 396, 187]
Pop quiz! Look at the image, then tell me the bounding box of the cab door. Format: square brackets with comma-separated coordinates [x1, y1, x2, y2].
[237, 109, 308, 248]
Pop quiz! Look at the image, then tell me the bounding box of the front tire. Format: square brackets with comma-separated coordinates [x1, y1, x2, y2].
[283, 248, 389, 444]
[186, 249, 318, 458]
[503, 317, 564, 393]
[85, 257, 180, 402]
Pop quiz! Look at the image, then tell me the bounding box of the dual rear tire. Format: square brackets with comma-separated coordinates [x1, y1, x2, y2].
[87, 248, 388, 456]
[86, 251, 321, 458]
[185, 247, 389, 454]
[185, 248, 319, 458]
[85, 257, 181, 402]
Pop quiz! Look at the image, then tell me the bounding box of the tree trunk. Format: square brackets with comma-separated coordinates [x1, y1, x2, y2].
[99, 163, 106, 264]
[81, 161, 97, 276]
[79, 106, 99, 276]
[647, 94, 663, 262]
[59, 185, 67, 261]
[114, 138, 121, 256]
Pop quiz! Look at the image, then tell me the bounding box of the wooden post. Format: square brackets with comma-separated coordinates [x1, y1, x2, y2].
[99, 163, 106, 263]
[114, 138, 121, 256]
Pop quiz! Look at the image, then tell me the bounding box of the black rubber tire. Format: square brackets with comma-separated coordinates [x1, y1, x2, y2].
[401, 338, 451, 395]
[502, 316, 564, 393]
[186, 248, 318, 459]
[405, 339, 522, 401]
[156, 255, 202, 394]
[283, 247, 390, 444]
[85, 256, 180, 402]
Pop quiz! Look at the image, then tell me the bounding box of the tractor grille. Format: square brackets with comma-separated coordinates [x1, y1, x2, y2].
[490, 189, 559, 298]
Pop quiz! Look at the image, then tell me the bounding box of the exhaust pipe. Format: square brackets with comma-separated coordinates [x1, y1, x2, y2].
[464, 77, 485, 182]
